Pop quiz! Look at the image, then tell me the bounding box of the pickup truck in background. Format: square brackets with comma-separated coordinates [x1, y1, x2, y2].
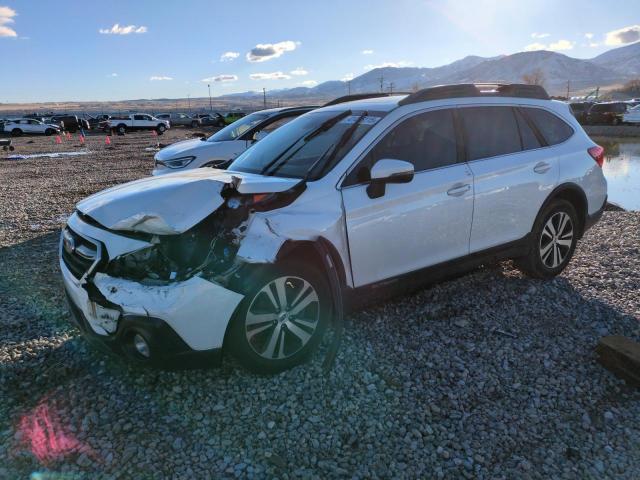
[156, 113, 201, 128]
[108, 114, 170, 134]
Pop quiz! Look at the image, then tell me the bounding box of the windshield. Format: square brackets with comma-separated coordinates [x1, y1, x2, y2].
[228, 110, 384, 180]
[207, 113, 269, 142]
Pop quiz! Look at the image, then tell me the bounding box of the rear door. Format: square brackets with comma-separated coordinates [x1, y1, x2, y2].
[341, 108, 474, 287]
[460, 105, 560, 252]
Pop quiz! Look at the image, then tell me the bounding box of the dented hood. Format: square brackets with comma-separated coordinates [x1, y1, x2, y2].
[76, 168, 300, 235]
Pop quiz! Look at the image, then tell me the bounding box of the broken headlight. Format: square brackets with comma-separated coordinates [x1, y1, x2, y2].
[156, 156, 195, 169]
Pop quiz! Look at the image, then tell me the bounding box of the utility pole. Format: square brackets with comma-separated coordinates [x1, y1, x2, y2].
[263, 88, 267, 109]
[388, 82, 395, 94]
[347, 80, 351, 95]
[207, 84, 212, 111]
[378, 73, 384, 93]
[566, 80, 570, 101]
[187, 94, 191, 113]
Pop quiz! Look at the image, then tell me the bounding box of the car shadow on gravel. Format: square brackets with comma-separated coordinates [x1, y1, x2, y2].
[1, 234, 640, 478]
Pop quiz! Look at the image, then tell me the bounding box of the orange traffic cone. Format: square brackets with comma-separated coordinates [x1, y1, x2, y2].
[66, 132, 72, 141]
[105, 136, 111, 146]
[55, 135, 62, 144]
[79, 134, 85, 145]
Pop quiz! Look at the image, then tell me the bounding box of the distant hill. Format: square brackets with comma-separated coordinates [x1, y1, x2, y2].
[591, 41, 640, 76]
[224, 42, 640, 101]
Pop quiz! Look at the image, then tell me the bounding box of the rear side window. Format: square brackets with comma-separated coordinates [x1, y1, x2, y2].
[523, 108, 573, 146]
[514, 108, 542, 150]
[460, 106, 521, 160]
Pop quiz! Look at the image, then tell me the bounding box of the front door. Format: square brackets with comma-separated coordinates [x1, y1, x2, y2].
[341, 108, 474, 287]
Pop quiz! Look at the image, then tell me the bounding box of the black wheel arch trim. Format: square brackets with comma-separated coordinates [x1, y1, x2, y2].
[536, 182, 590, 238]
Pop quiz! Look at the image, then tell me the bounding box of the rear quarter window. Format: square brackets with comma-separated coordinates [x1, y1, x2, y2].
[523, 108, 574, 146]
[460, 106, 521, 161]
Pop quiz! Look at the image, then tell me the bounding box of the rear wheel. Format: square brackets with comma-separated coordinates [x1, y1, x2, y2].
[156, 124, 166, 134]
[11, 128, 22, 137]
[227, 262, 330, 373]
[117, 124, 127, 135]
[515, 199, 578, 279]
[611, 116, 620, 126]
[45, 128, 55, 136]
[190, 121, 198, 128]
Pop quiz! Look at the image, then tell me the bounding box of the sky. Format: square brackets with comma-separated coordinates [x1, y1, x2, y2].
[0, 0, 639, 103]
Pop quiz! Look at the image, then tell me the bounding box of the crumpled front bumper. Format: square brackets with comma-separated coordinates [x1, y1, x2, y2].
[59, 215, 244, 367]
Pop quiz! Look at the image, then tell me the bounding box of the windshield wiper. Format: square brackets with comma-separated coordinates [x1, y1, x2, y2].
[304, 111, 367, 181]
[261, 110, 352, 177]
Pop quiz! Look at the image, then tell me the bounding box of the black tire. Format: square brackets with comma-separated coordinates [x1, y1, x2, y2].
[117, 124, 127, 135]
[611, 117, 620, 126]
[45, 128, 55, 136]
[156, 124, 166, 134]
[11, 128, 22, 137]
[515, 199, 579, 279]
[190, 121, 198, 128]
[227, 261, 330, 373]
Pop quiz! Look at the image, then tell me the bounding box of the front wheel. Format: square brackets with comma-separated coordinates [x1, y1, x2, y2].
[117, 124, 126, 135]
[45, 128, 55, 136]
[190, 121, 198, 128]
[515, 199, 579, 279]
[11, 128, 22, 137]
[227, 262, 330, 373]
[611, 117, 620, 126]
[156, 124, 166, 134]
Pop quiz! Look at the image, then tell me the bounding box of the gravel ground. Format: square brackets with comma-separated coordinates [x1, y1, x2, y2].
[1, 132, 639, 479]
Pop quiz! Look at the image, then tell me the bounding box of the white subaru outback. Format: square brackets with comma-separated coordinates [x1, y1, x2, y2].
[60, 84, 607, 373]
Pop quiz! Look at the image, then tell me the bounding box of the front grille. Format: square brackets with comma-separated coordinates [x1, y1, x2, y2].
[61, 227, 99, 279]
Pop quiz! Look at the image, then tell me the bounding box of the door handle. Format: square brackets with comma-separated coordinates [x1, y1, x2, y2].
[447, 183, 471, 197]
[533, 161, 551, 174]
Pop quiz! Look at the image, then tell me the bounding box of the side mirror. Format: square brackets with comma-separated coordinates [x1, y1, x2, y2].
[366, 158, 414, 199]
[252, 130, 269, 143]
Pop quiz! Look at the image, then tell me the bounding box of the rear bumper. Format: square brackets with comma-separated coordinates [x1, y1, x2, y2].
[583, 195, 607, 234]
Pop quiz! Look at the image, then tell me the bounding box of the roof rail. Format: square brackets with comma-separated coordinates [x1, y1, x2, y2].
[323, 92, 408, 107]
[398, 83, 550, 106]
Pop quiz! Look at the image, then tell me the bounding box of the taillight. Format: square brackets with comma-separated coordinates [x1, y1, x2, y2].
[588, 145, 604, 168]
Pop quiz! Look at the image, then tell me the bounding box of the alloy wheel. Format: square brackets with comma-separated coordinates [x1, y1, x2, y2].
[244, 276, 320, 360]
[539, 211, 573, 269]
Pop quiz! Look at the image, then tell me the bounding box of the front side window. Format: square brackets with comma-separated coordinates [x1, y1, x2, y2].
[229, 110, 384, 179]
[460, 106, 521, 161]
[523, 108, 573, 146]
[207, 113, 270, 142]
[346, 109, 458, 185]
[134, 115, 145, 120]
[259, 115, 297, 134]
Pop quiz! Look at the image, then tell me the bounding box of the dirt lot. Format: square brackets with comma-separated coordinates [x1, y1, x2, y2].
[1, 131, 639, 479]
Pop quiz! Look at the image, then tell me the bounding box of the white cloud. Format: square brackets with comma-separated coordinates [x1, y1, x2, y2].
[149, 75, 172, 81]
[300, 80, 318, 87]
[201, 74, 238, 83]
[108, 73, 118, 77]
[364, 61, 413, 70]
[246, 41, 298, 62]
[605, 24, 640, 46]
[0, 5, 17, 37]
[220, 51, 239, 62]
[99, 23, 148, 35]
[524, 39, 574, 52]
[249, 72, 291, 80]
[584, 32, 594, 39]
[341, 73, 355, 81]
[589, 42, 600, 48]
[290, 67, 308, 76]
[548, 39, 574, 51]
[524, 42, 547, 51]
[531, 32, 550, 39]
[361, 49, 374, 54]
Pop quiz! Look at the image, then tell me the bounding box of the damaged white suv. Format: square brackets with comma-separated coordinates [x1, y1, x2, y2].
[60, 84, 607, 373]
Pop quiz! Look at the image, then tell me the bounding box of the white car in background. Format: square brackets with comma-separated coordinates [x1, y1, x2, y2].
[622, 104, 640, 124]
[108, 114, 171, 135]
[152, 106, 316, 175]
[3, 118, 62, 136]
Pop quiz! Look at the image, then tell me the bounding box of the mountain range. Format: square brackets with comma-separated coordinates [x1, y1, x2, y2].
[223, 42, 640, 101]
